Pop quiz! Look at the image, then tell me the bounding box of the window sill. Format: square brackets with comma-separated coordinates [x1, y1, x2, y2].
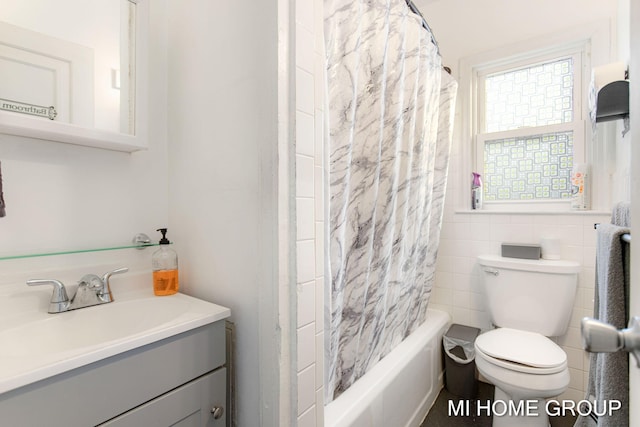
[455, 209, 611, 216]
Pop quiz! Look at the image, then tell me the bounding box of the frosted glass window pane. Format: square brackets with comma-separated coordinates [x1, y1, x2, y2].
[483, 131, 573, 201]
[484, 58, 573, 132]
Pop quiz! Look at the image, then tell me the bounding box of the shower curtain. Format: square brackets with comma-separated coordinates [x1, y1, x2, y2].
[324, 0, 457, 400]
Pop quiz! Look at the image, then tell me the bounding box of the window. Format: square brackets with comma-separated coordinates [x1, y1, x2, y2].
[473, 47, 586, 207]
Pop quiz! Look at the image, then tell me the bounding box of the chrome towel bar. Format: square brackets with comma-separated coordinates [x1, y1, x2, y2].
[593, 223, 631, 243]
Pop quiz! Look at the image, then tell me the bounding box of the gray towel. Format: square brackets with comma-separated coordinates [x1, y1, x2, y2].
[573, 397, 598, 426]
[575, 223, 630, 427]
[611, 201, 630, 227]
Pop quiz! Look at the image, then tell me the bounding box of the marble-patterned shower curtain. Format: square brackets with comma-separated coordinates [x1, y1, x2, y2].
[324, 0, 457, 400]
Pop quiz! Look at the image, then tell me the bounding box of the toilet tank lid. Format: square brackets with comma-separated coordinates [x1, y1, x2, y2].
[478, 254, 580, 274]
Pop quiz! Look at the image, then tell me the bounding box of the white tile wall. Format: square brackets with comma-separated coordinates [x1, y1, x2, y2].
[297, 198, 315, 240]
[297, 112, 316, 157]
[296, 155, 315, 198]
[298, 364, 316, 415]
[432, 209, 611, 402]
[298, 324, 317, 370]
[298, 405, 317, 427]
[298, 281, 316, 327]
[295, 0, 325, 424]
[297, 240, 316, 285]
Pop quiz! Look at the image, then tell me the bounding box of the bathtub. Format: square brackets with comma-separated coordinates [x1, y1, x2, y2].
[325, 309, 451, 427]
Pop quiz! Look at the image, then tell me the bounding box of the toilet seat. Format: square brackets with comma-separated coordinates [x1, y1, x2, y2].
[475, 328, 567, 375]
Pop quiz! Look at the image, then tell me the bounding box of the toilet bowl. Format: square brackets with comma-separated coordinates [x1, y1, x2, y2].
[476, 255, 580, 427]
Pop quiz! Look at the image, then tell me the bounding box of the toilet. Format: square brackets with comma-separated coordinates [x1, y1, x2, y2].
[475, 254, 580, 427]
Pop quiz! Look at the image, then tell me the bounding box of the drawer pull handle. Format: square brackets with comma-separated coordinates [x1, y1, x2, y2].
[211, 406, 224, 420]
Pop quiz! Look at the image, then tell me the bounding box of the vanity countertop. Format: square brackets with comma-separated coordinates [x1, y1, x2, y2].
[0, 272, 230, 394]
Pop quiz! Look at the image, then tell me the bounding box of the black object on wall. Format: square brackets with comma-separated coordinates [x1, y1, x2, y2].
[596, 80, 630, 123]
[0, 161, 5, 217]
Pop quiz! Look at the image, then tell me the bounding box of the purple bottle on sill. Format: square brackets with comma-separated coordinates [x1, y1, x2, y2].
[471, 172, 482, 210]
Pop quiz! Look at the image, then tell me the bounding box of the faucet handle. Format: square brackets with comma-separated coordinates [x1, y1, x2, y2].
[99, 267, 128, 302]
[102, 267, 129, 286]
[26, 279, 70, 313]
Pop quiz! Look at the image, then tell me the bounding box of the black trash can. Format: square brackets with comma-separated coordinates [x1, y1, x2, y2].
[443, 324, 480, 399]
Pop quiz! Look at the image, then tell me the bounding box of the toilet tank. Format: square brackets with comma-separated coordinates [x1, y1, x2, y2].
[477, 255, 580, 336]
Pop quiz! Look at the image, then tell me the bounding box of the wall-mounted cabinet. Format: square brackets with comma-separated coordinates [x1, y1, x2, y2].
[0, 0, 148, 152]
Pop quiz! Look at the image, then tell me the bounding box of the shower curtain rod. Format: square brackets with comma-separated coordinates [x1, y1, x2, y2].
[405, 0, 451, 73]
[405, 0, 440, 55]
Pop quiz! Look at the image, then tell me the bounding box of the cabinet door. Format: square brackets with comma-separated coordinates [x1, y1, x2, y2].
[101, 368, 226, 427]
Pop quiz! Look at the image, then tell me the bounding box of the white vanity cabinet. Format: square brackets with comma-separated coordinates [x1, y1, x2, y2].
[0, 320, 227, 427]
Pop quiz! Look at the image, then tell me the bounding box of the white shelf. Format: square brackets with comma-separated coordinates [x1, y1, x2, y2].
[0, 113, 147, 153]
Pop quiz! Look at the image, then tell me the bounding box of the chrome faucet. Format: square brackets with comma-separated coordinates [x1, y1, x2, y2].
[27, 267, 128, 313]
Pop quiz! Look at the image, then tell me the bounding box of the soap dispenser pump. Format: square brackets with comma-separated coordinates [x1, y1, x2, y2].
[152, 228, 179, 296]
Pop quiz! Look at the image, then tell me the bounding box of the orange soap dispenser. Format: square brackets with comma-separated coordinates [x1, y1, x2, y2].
[152, 228, 179, 296]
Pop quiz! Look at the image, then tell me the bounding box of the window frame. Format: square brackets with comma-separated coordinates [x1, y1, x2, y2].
[472, 46, 587, 210]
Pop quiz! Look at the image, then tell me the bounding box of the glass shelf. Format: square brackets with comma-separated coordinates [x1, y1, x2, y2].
[0, 243, 159, 261]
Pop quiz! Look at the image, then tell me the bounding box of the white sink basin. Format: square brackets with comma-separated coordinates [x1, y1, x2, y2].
[0, 277, 230, 394]
[1, 298, 190, 358]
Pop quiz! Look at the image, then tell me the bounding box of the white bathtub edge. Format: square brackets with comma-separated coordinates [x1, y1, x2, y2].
[325, 308, 451, 427]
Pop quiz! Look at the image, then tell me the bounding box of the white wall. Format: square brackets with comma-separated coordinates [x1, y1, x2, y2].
[0, 2, 168, 268]
[421, 0, 619, 68]
[421, 0, 624, 403]
[165, 1, 281, 426]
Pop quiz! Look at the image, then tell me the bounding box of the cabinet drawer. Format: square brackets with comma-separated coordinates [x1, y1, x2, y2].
[101, 368, 226, 427]
[0, 321, 225, 427]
